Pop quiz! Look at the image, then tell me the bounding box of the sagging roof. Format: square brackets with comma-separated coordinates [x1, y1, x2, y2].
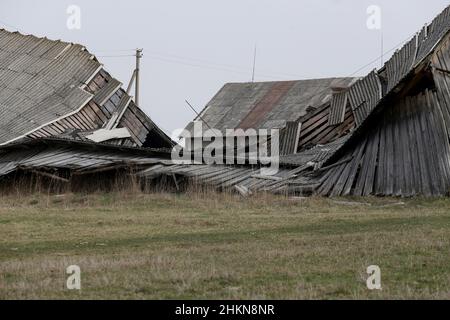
[0, 137, 172, 177]
[185, 5, 450, 158]
[3, 4, 450, 198]
[324, 4, 450, 165]
[186, 77, 356, 132]
[0, 29, 174, 149]
[141, 4, 450, 197]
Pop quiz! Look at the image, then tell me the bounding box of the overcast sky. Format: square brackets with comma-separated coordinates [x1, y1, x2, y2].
[1, 0, 449, 135]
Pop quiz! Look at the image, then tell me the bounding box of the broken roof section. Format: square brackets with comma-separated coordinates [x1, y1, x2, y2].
[0, 137, 172, 178]
[324, 4, 450, 164]
[0, 29, 174, 149]
[186, 77, 356, 133]
[142, 4, 450, 197]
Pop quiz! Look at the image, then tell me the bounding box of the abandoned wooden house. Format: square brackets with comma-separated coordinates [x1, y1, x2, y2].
[3, 4, 450, 197]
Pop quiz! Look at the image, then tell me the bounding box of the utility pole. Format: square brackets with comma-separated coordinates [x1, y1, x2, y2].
[135, 48, 143, 107]
[127, 49, 143, 105]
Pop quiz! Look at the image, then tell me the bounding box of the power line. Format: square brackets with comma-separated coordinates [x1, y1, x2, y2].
[347, 31, 417, 77]
[93, 49, 136, 53]
[96, 54, 136, 58]
[134, 50, 308, 79]
[96, 53, 286, 79]
[123, 29, 417, 80]
[0, 11, 432, 81]
[97, 31, 418, 82]
[144, 55, 290, 80]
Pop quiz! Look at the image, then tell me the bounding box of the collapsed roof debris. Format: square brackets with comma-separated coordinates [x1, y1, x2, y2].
[0, 29, 174, 149]
[0, 138, 171, 177]
[144, 4, 450, 197]
[3, 4, 450, 197]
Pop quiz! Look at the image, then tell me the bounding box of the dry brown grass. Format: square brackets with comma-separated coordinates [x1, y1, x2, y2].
[0, 190, 450, 299]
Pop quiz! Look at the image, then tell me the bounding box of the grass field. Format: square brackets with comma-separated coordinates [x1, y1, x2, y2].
[0, 191, 449, 299]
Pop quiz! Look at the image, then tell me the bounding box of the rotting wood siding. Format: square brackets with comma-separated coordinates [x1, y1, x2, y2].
[295, 102, 355, 152]
[316, 89, 450, 196]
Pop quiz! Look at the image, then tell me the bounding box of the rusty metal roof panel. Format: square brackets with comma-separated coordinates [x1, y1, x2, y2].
[187, 77, 356, 133]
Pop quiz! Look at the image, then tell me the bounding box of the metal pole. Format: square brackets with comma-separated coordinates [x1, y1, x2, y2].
[252, 45, 257, 82]
[135, 48, 143, 106]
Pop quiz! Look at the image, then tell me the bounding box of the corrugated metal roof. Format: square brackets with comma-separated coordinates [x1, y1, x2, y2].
[0, 29, 101, 145]
[0, 137, 172, 177]
[186, 77, 356, 132]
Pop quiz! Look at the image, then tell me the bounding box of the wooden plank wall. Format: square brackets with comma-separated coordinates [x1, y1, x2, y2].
[296, 102, 355, 152]
[317, 88, 450, 197]
[117, 101, 173, 148]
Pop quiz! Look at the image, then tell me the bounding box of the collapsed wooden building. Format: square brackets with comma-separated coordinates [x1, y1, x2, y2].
[0, 28, 173, 148]
[0, 28, 175, 190]
[142, 5, 450, 197]
[3, 4, 450, 197]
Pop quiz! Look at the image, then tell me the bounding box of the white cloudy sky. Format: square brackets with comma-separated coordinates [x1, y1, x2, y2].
[1, 0, 449, 135]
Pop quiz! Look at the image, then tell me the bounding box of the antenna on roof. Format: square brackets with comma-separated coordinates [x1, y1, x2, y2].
[185, 100, 212, 130]
[251, 44, 257, 82]
[380, 32, 384, 68]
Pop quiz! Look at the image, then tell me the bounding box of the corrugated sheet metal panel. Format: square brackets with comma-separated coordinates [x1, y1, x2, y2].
[347, 71, 382, 126]
[382, 6, 450, 94]
[237, 81, 296, 130]
[415, 6, 450, 66]
[138, 163, 290, 193]
[328, 91, 348, 126]
[0, 142, 170, 177]
[0, 34, 175, 149]
[318, 7, 450, 173]
[0, 29, 101, 145]
[279, 121, 301, 155]
[385, 36, 418, 93]
[186, 78, 356, 133]
[134, 136, 349, 194]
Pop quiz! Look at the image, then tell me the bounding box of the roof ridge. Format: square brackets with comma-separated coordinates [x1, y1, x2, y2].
[224, 77, 357, 86]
